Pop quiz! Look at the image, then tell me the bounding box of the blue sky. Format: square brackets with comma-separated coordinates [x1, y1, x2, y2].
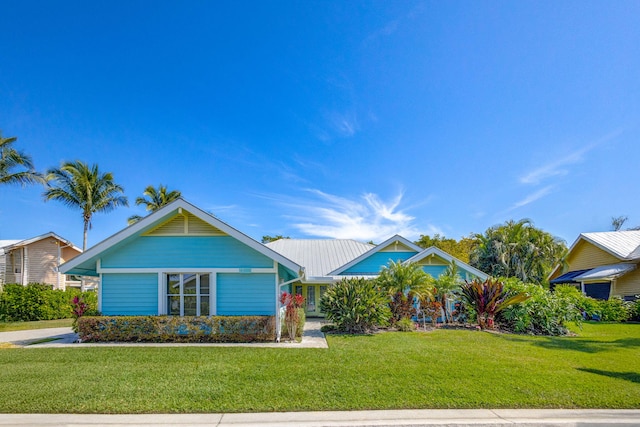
[2, 1, 639, 248]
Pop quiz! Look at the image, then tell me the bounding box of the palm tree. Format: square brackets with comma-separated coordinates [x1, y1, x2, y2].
[0, 131, 46, 186]
[434, 261, 463, 323]
[44, 161, 128, 250]
[127, 184, 181, 224]
[377, 260, 434, 324]
[470, 219, 566, 284]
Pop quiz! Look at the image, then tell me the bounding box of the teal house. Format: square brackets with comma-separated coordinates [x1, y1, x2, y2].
[60, 199, 303, 325]
[62, 199, 488, 334]
[267, 235, 488, 317]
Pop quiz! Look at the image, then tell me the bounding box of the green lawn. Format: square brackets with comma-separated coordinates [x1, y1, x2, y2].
[0, 318, 73, 332]
[0, 322, 638, 413]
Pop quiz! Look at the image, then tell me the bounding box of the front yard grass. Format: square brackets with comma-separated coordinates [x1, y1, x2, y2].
[0, 322, 638, 413]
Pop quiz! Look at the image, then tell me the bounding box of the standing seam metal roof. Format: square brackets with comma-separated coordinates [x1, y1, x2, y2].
[265, 239, 374, 278]
[581, 231, 640, 260]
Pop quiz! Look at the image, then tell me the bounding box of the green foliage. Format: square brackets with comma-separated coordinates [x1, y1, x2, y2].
[597, 297, 633, 322]
[77, 316, 276, 342]
[395, 317, 416, 332]
[633, 299, 640, 321]
[433, 261, 463, 323]
[261, 235, 290, 243]
[127, 184, 181, 224]
[0, 283, 98, 322]
[320, 277, 391, 334]
[498, 279, 583, 335]
[0, 131, 46, 187]
[414, 233, 476, 263]
[44, 160, 128, 250]
[469, 219, 567, 285]
[377, 260, 433, 323]
[459, 277, 530, 329]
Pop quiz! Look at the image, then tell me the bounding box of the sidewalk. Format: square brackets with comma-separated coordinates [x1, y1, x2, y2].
[0, 409, 639, 426]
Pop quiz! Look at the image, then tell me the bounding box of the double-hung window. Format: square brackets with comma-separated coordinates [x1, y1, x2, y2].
[167, 273, 210, 316]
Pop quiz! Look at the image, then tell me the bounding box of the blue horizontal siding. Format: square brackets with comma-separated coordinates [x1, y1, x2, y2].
[422, 265, 448, 278]
[343, 251, 417, 275]
[217, 273, 275, 315]
[102, 273, 158, 315]
[101, 236, 273, 269]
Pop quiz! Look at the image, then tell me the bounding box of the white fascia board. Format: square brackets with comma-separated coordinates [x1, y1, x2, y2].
[60, 198, 303, 277]
[405, 246, 489, 280]
[327, 234, 421, 275]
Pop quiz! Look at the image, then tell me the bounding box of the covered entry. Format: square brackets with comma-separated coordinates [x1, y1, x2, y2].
[295, 284, 328, 317]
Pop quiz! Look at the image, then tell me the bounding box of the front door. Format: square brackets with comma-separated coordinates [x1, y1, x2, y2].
[294, 284, 327, 317]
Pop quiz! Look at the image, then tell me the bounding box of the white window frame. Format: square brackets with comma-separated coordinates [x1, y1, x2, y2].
[165, 272, 212, 316]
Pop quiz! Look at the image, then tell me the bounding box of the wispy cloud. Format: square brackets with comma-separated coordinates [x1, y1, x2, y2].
[519, 129, 623, 185]
[326, 110, 359, 138]
[509, 185, 555, 211]
[273, 189, 434, 242]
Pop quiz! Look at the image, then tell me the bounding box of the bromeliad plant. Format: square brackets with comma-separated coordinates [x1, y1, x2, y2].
[280, 292, 305, 341]
[459, 277, 529, 330]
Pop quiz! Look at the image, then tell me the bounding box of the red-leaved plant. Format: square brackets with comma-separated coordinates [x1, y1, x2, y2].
[280, 292, 305, 341]
[71, 295, 88, 333]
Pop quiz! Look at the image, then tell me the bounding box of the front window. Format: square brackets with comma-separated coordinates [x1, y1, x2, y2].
[167, 273, 210, 316]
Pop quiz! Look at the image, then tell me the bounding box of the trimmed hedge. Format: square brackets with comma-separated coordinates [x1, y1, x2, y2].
[0, 283, 98, 321]
[77, 315, 276, 343]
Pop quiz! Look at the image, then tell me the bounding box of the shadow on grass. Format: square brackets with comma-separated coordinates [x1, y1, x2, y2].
[578, 368, 640, 384]
[495, 335, 640, 353]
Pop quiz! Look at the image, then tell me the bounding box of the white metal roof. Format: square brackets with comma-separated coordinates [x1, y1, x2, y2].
[266, 239, 374, 279]
[0, 240, 20, 255]
[579, 231, 640, 260]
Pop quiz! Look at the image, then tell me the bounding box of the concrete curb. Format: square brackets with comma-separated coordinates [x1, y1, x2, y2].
[0, 409, 639, 426]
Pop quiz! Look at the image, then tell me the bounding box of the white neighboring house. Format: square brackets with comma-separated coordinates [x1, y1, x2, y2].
[0, 232, 94, 290]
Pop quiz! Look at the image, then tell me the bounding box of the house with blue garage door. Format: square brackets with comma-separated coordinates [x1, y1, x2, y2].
[60, 199, 304, 323]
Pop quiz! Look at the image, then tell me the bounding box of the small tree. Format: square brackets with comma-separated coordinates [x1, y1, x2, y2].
[280, 292, 305, 341]
[460, 277, 529, 330]
[433, 261, 463, 323]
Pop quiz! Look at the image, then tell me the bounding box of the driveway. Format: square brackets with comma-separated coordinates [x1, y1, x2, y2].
[0, 327, 77, 347]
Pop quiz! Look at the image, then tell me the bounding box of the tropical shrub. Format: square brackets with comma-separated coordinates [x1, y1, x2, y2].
[417, 293, 442, 327]
[77, 316, 276, 342]
[433, 261, 463, 323]
[280, 292, 305, 340]
[395, 317, 416, 332]
[320, 277, 391, 334]
[0, 283, 98, 321]
[377, 260, 433, 324]
[459, 277, 529, 329]
[632, 299, 640, 321]
[597, 297, 633, 322]
[498, 279, 583, 335]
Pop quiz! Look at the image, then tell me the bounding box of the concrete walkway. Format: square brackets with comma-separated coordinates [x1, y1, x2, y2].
[0, 320, 328, 348]
[0, 409, 639, 426]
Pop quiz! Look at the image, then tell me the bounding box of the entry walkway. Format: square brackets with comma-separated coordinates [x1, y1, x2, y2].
[0, 409, 639, 426]
[0, 320, 328, 348]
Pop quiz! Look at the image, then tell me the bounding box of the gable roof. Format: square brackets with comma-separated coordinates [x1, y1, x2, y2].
[266, 239, 374, 279]
[405, 246, 489, 280]
[575, 231, 640, 261]
[1, 232, 81, 253]
[60, 199, 303, 276]
[327, 234, 422, 276]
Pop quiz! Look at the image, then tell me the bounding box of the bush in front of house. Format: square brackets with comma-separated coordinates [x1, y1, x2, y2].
[77, 315, 276, 343]
[320, 277, 391, 334]
[596, 297, 633, 322]
[281, 306, 305, 340]
[0, 283, 98, 321]
[497, 280, 583, 335]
